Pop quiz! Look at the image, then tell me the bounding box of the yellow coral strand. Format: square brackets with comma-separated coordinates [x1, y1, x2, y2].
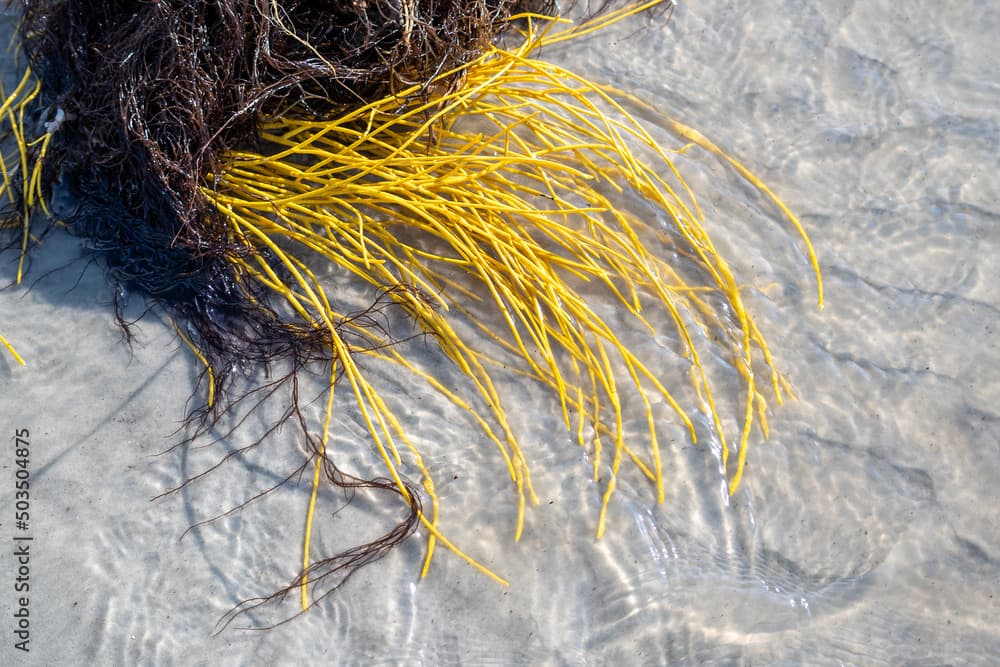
[0, 332, 25, 365]
[666, 118, 823, 310]
[301, 359, 338, 610]
[170, 319, 216, 408]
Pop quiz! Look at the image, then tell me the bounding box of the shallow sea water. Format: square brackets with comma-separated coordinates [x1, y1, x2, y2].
[1, 0, 998, 664]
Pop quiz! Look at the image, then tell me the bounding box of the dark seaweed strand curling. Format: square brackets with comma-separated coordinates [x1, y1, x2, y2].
[10, 0, 547, 625]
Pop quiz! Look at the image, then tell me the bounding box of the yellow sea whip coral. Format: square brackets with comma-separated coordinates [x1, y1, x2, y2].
[202, 4, 822, 612]
[1, 0, 821, 621]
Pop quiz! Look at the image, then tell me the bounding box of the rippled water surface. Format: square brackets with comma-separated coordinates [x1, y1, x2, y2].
[2, 1, 998, 664]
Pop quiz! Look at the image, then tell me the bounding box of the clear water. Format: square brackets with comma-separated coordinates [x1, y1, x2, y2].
[2, 0, 998, 664]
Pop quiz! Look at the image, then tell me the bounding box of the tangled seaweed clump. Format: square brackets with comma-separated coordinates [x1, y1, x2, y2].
[8, 0, 546, 373]
[1, 0, 820, 625]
